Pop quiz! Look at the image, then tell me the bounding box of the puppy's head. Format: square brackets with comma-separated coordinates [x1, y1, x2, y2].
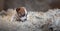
[16, 7, 27, 21]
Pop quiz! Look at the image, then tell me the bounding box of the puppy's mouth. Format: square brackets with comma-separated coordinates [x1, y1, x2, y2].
[19, 16, 27, 22]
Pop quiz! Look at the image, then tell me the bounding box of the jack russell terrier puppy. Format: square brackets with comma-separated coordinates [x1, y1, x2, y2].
[16, 7, 27, 22]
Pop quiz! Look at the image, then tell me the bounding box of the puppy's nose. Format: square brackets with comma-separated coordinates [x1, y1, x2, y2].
[24, 18, 27, 21]
[25, 19, 27, 21]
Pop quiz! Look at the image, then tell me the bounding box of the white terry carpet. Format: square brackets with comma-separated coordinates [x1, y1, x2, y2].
[0, 9, 60, 31]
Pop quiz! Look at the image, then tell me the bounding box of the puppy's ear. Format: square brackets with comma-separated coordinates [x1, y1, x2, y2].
[16, 8, 20, 12]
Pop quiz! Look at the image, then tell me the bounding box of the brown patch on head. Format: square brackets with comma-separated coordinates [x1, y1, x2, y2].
[16, 7, 25, 17]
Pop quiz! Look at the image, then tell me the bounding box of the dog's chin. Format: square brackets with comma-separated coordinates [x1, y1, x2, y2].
[20, 16, 27, 22]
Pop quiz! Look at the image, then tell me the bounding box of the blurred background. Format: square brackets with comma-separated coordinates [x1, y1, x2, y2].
[0, 0, 60, 12]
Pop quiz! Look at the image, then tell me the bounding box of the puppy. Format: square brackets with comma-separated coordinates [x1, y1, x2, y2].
[16, 7, 27, 22]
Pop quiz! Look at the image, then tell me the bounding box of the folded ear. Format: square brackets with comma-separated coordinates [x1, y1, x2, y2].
[16, 8, 20, 12]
